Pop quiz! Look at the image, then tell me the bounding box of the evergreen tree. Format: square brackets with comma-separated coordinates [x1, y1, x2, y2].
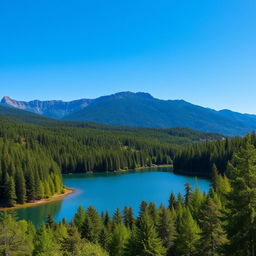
[61, 226, 83, 256]
[81, 206, 102, 243]
[0, 212, 33, 256]
[130, 212, 166, 256]
[33, 224, 61, 256]
[25, 170, 35, 202]
[226, 141, 256, 256]
[211, 163, 219, 191]
[148, 202, 159, 226]
[15, 171, 27, 204]
[108, 224, 130, 256]
[168, 192, 177, 210]
[184, 182, 192, 206]
[199, 196, 227, 256]
[99, 227, 111, 250]
[112, 208, 123, 226]
[123, 206, 134, 229]
[176, 208, 201, 256]
[46, 214, 55, 228]
[73, 205, 85, 232]
[157, 205, 177, 251]
[4, 176, 17, 207]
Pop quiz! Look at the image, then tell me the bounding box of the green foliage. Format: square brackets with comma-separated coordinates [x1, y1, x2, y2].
[129, 212, 166, 256]
[0, 114, 224, 207]
[81, 206, 102, 243]
[0, 212, 33, 256]
[73, 205, 86, 232]
[176, 208, 201, 256]
[157, 205, 177, 250]
[108, 224, 130, 256]
[173, 136, 249, 177]
[226, 140, 256, 256]
[0, 137, 62, 207]
[33, 224, 61, 256]
[199, 196, 227, 256]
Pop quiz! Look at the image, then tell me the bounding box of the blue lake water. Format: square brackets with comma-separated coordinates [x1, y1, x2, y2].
[12, 167, 210, 226]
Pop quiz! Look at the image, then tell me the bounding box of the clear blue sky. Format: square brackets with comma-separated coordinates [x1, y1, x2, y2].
[0, 0, 255, 113]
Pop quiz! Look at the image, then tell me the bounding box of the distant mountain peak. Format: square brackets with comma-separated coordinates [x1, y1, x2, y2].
[1, 96, 13, 104]
[110, 91, 154, 99]
[1, 96, 92, 119]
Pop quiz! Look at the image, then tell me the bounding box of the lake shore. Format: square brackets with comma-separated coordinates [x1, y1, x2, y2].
[0, 187, 74, 211]
[113, 164, 173, 173]
[0, 165, 172, 211]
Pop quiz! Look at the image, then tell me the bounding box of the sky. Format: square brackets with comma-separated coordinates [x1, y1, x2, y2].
[0, 0, 255, 113]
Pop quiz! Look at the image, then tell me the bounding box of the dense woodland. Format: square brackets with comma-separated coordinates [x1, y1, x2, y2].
[173, 132, 256, 177]
[0, 138, 63, 207]
[1, 139, 256, 255]
[0, 113, 221, 207]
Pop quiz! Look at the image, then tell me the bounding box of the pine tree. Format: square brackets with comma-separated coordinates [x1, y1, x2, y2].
[184, 182, 192, 206]
[73, 205, 85, 232]
[199, 196, 227, 256]
[157, 205, 177, 251]
[4, 176, 17, 207]
[108, 224, 130, 256]
[15, 171, 27, 204]
[25, 170, 35, 202]
[81, 206, 102, 243]
[131, 212, 166, 256]
[176, 208, 201, 256]
[0, 212, 33, 256]
[168, 192, 177, 210]
[211, 163, 219, 191]
[38, 181, 45, 199]
[81, 215, 95, 242]
[123, 206, 134, 229]
[226, 142, 256, 256]
[112, 208, 123, 226]
[33, 224, 61, 256]
[61, 226, 82, 256]
[99, 227, 110, 250]
[148, 202, 159, 226]
[103, 210, 111, 230]
[46, 214, 55, 228]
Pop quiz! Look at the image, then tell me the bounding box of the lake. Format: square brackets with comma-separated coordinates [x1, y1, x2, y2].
[12, 167, 210, 226]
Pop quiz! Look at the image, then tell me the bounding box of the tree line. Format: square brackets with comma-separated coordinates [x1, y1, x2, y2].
[1, 139, 256, 255]
[0, 116, 221, 207]
[0, 138, 63, 207]
[173, 132, 256, 177]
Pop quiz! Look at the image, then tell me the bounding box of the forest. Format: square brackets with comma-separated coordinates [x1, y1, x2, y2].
[0, 114, 221, 207]
[1, 139, 255, 256]
[173, 132, 256, 177]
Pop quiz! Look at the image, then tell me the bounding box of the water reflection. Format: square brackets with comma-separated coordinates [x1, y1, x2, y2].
[10, 200, 62, 227]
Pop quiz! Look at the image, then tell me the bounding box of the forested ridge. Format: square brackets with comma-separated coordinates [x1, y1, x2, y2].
[0, 137, 63, 207]
[173, 132, 256, 177]
[1, 139, 256, 255]
[0, 114, 221, 207]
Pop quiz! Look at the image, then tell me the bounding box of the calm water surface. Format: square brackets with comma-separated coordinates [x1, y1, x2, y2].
[12, 167, 210, 226]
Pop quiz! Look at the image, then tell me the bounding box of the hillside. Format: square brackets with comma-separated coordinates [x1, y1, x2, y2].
[2, 92, 256, 136]
[64, 92, 255, 136]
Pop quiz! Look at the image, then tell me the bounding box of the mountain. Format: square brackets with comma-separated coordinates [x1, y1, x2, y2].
[2, 92, 256, 136]
[0, 103, 55, 124]
[64, 92, 256, 136]
[1, 96, 92, 119]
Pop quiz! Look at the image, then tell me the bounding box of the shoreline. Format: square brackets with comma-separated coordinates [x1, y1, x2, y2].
[0, 165, 172, 211]
[0, 187, 74, 211]
[113, 164, 173, 173]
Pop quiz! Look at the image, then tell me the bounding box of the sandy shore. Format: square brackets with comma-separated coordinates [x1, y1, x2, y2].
[0, 187, 74, 211]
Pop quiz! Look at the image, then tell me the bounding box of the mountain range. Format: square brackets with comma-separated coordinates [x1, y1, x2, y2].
[1, 92, 256, 136]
